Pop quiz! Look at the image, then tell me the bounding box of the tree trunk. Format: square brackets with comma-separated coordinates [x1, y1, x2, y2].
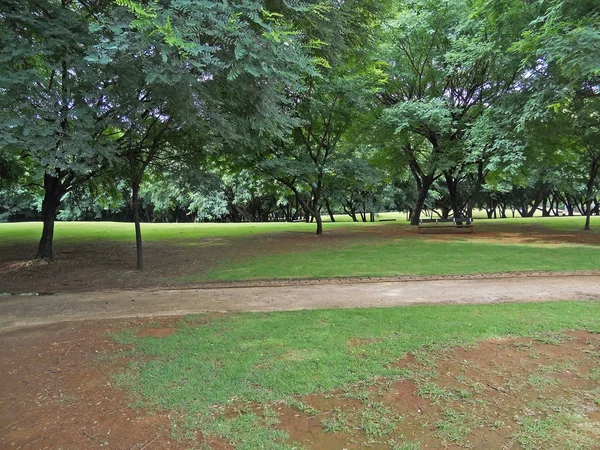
[584, 157, 599, 231]
[542, 196, 550, 217]
[584, 199, 592, 231]
[289, 186, 322, 235]
[315, 213, 323, 235]
[36, 173, 66, 261]
[325, 199, 335, 222]
[444, 172, 463, 219]
[563, 193, 574, 216]
[132, 182, 143, 270]
[344, 206, 358, 222]
[410, 176, 433, 226]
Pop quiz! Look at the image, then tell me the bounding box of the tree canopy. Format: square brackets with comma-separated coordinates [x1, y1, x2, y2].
[1, 0, 598, 265]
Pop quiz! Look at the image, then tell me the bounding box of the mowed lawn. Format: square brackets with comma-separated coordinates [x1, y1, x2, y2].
[192, 237, 600, 281]
[0, 215, 599, 285]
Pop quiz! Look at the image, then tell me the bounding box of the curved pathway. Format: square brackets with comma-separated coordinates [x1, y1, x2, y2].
[2, 272, 600, 332]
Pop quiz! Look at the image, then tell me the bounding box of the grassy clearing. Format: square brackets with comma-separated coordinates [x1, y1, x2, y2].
[0, 215, 596, 245]
[0, 220, 355, 244]
[113, 301, 600, 449]
[185, 238, 600, 281]
[2, 216, 597, 286]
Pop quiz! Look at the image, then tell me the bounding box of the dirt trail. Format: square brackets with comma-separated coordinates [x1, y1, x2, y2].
[2, 273, 599, 332]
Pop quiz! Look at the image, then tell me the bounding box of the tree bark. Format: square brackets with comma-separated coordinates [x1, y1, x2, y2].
[410, 175, 434, 226]
[289, 185, 322, 235]
[36, 173, 67, 261]
[325, 199, 335, 222]
[444, 172, 463, 219]
[584, 157, 599, 231]
[132, 181, 143, 270]
[315, 212, 323, 235]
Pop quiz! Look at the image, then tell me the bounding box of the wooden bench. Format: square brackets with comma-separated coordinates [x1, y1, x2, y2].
[418, 217, 474, 233]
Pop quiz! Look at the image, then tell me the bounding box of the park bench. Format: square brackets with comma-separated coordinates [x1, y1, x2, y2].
[418, 217, 474, 233]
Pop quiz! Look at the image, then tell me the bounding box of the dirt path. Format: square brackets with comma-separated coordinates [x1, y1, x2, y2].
[2, 273, 599, 332]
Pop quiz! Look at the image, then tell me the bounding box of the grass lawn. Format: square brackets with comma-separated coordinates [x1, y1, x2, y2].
[0, 216, 598, 291]
[113, 301, 600, 449]
[0, 215, 596, 244]
[190, 238, 600, 281]
[0, 220, 349, 243]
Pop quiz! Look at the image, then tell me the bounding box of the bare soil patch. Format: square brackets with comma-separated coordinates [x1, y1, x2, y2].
[1, 222, 598, 295]
[274, 330, 600, 449]
[0, 318, 201, 450]
[2, 316, 599, 450]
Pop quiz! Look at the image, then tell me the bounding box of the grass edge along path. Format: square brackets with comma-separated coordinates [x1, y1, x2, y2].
[184, 238, 600, 282]
[112, 300, 600, 449]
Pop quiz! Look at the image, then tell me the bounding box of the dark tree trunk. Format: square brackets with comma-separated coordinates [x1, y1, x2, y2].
[289, 185, 322, 235]
[325, 199, 335, 222]
[344, 207, 358, 222]
[410, 176, 433, 226]
[315, 213, 323, 235]
[36, 57, 71, 261]
[444, 172, 463, 219]
[563, 193, 575, 216]
[36, 173, 67, 261]
[344, 196, 358, 222]
[486, 194, 494, 219]
[370, 212, 375, 222]
[584, 199, 592, 231]
[584, 157, 599, 231]
[542, 196, 550, 217]
[132, 182, 143, 270]
[467, 162, 485, 219]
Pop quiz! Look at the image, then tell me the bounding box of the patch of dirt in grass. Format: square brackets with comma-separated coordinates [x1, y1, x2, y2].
[0, 318, 226, 450]
[348, 337, 384, 348]
[277, 330, 600, 449]
[137, 327, 177, 338]
[1, 221, 598, 294]
[0, 228, 376, 294]
[2, 316, 599, 450]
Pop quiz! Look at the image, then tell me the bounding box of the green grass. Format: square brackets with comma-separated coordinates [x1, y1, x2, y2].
[0, 215, 596, 245]
[113, 301, 600, 448]
[2, 216, 598, 283]
[0, 220, 348, 244]
[187, 238, 600, 281]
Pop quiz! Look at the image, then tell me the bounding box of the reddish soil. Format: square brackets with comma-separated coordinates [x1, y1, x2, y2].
[273, 330, 600, 449]
[2, 317, 599, 450]
[1, 222, 598, 295]
[0, 318, 229, 450]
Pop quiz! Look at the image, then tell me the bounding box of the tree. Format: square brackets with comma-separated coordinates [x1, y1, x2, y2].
[0, 0, 116, 260]
[380, 0, 530, 224]
[514, 0, 600, 229]
[90, 0, 316, 268]
[256, 0, 386, 234]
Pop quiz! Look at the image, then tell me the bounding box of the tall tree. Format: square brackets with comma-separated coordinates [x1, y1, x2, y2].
[380, 0, 530, 224]
[92, 0, 315, 268]
[515, 0, 600, 229]
[0, 0, 115, 260]
[256, 0, 386, 234]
